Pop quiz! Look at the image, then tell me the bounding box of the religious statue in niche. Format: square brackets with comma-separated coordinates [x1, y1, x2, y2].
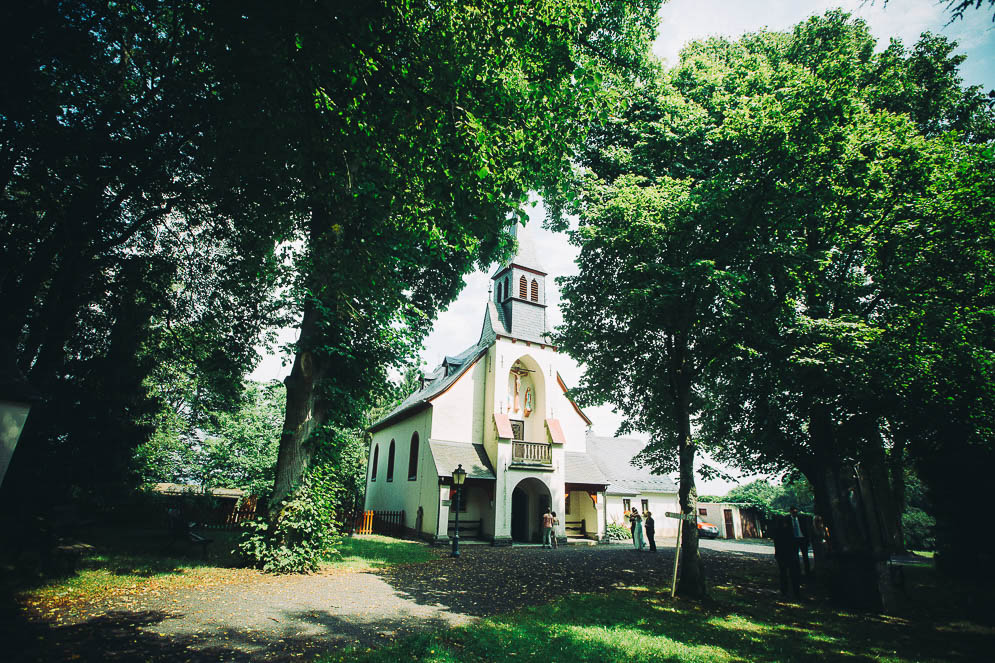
[512, 370, 521, 413]
[523, 387, 533, 418]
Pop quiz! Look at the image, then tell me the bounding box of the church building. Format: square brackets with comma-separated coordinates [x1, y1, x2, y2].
[363, 230, 679, 544]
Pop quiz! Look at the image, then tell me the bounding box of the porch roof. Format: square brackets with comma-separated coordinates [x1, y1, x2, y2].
[429, 439, 496, 480]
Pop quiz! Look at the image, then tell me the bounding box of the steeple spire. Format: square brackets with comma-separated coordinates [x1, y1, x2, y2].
[488, 223, 548, 343]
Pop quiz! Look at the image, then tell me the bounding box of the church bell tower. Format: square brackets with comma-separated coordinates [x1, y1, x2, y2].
[490, 226, 548, 344]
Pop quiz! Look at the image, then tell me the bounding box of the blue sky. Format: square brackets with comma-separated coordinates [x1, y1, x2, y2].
[253, 1, 994, 494]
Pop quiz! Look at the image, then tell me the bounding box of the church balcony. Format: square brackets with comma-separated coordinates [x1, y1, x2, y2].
[511, 440, 552, 466]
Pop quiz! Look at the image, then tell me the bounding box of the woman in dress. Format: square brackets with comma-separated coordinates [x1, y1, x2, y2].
[630, 508, 645, 550]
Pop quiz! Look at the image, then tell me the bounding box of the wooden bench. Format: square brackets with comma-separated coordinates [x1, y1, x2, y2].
[447, 518, 483, 539]
[52, 542, 96, 574]
[167, 510, 214, 556]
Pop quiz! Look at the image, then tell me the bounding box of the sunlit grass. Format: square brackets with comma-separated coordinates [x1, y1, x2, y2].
[325, 534, 440, 571]
[319, 567, 990, 663]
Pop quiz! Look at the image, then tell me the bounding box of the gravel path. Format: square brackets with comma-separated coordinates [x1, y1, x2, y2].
[7, 540, 772, 662]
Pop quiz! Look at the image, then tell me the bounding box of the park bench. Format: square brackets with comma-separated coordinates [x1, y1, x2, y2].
[447, 518, 483, 539]
[52, 541, 96, 575]
[166, 509, 213, 557]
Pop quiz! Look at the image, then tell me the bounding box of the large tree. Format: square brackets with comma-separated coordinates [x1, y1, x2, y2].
[0, 1, 291, 505]
[221, 1, 662, 513]
[557, 11, 994, 606]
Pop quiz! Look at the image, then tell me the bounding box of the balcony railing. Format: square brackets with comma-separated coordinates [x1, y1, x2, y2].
[512, 440, 551, 465]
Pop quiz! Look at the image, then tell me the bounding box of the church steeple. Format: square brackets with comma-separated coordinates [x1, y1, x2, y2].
[490, 225, 548, 343]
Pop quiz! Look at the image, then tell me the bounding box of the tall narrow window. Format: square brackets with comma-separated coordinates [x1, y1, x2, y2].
[371, 445, 380, 480]
[530, 278, 538, 302]
[408, 432, 419, 480]
[641, 499, 649, 513]
[386, 440, 396, 481]
[497, 282, 503, 301]
[519, 275, 527, 298]
[623, 498, 631, 513]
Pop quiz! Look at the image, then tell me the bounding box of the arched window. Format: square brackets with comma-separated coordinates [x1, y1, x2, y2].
[408, 432, 419, 480]
[371, 444, 380, 481]
[386, 440, 396, 481]
[530, 278, 539, 302]
[519, 275, 527, 298]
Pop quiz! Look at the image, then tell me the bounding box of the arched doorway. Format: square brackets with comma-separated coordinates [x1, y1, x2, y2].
[511, 477, 551, 543]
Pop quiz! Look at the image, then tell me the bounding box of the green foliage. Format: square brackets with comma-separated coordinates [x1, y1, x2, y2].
[902, 508, 936, 551]
[604, 522, 632, 541]
[238, 465, 342, 574]
[131, 380, 285, 499]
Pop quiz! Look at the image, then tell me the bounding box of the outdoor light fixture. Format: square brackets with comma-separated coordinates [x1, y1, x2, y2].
[451, 464, 467, 557]
[0, 348, 37, 489]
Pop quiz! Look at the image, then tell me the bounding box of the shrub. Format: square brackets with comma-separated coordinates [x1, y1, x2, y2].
[903, 507, 936, 552]
[605, 521, 631, 541]
[237, 465, 341, 573]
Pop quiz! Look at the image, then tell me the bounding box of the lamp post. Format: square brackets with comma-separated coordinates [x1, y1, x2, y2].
[451, 463, 467, 557]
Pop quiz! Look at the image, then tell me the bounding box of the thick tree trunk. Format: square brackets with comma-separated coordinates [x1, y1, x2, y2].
[271, 296, 326, 508]
[807, 407, 898, 611]
[675, 385, 706, 598]
[270, 202, 335, 509]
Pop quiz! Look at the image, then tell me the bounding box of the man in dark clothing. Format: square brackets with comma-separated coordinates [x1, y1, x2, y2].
[644, 511, 657, 551]
[773, 516, 801, 599]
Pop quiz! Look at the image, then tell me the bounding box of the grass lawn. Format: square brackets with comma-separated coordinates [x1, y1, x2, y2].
[319, 564, 992, 663]
[7, 529, 439, 613]
[6, 527, 250, 610]
[328, 534, 441, 571]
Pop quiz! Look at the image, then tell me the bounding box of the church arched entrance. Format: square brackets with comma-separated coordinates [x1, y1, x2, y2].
[511, 477, 550, 543]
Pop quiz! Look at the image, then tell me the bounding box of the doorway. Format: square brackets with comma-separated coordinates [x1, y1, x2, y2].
[510, 477, 550, 543]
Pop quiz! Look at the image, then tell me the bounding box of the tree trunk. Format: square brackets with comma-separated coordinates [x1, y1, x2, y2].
[807, 408, 898, 611]
[675, 385, 706, 598]
[271, 296, 326, 508]
[270, 203, 335, 509]
[886, 423, 908, 552]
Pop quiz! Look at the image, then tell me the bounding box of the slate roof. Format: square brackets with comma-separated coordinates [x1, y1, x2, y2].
[428, 439, 496, 480]
[491, 228, 546, 276]
[586, 433, 677, 495]
[565, 452, 607, 486]
[369, 335, 488, 433]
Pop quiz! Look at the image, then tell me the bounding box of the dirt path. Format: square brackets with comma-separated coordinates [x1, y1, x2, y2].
[7, 542, 772, 662]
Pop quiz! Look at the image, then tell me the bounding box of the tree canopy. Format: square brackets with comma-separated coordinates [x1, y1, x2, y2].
[555, 10, 994, 605]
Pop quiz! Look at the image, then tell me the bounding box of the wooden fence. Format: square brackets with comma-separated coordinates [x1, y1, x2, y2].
[354, 510, 405, 536]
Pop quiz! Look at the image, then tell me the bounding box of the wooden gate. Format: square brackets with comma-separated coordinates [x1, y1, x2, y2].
[723, 509, 735, 539]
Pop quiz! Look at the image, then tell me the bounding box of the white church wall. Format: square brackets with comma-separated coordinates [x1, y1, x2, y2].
[429, 355, 487, 444]
[365, 408, 433, 535]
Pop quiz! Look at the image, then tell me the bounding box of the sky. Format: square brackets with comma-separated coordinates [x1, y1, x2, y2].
[251, 0, 995, 495]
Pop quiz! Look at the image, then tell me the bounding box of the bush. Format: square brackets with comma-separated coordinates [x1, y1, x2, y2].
[903, 507, 936, 551]
[237, 465, 341, 573]
[605, 522, 631, 541]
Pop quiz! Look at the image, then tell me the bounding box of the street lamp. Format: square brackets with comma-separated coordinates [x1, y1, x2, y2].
[451, 464, 467, 557]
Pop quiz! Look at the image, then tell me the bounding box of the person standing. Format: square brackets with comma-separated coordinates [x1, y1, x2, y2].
[773, 515, 801, 599]
[541, 507, 554, 548]
[551, 511, 560, 549]
[644, 511, 656, 551]
[630, 508, 645, 550]
[789, 506, 811, 576]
